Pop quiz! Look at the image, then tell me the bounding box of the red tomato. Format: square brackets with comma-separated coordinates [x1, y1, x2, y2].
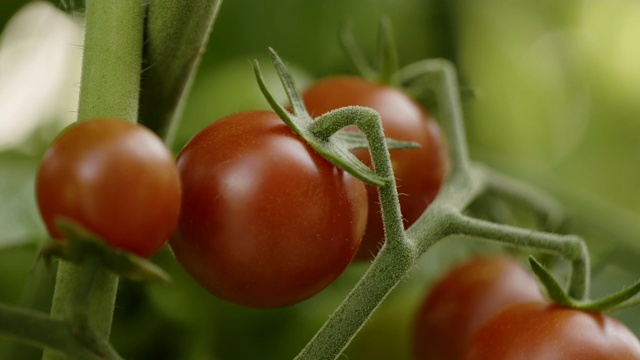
[301, 76, 448, 260]
[36, 118, 181, 258]
[463, 302, 640, 360]
[413, 257, 545, 360]
[169, 110, 368, 308]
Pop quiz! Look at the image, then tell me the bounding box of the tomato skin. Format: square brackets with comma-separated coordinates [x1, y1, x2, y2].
[301, 76, 448, 259]
[170, 110, 368, 308]
[463, 302, 640, 360]
[36, 118, 181, 258]
[413, 257, 545, 360]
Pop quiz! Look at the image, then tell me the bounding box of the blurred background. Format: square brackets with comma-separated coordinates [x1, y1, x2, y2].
[1, 0, 639, 359]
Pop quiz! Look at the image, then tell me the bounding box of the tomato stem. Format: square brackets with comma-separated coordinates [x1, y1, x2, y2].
[0, 304, 99, 359]
[339, 22, 377, 82]
[76, 0, 145, 122]
[375, 16, 399, 85]
[442, 210, 589, 299]
[400, 59, 472, 177]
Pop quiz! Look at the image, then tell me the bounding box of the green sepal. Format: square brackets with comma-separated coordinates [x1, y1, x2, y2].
[529, 256, 640, 313]
[375, 15, 398, 85]
[254, 49, 394, 187]
[41, 218, 171, 283]
[339, 21, 377, 82]
[334, 131, 420, 151]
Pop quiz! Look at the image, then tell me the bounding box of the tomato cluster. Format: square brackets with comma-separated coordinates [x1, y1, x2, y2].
[413, 256, 640, 360]
[166, 76, 448, 307]
[35, 69, 447, 309]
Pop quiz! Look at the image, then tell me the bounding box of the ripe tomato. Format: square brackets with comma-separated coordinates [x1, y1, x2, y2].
[36, 118, 181, 258]
[301, 76, 448, 260]
[169, 110, 368, 308]
[463, 302, 640, 360]
[413, 256, 545, 360]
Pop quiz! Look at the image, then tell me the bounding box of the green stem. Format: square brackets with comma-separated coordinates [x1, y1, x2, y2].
[375, 16, 398, 85]
[296, 104, 416, 359]
[44, 0, 145, 358]
[309, 108, 408, 251]
[399, 59, 471, 175]
[0, 304, 98, 359]
[76, 0, 145, 122]
[339, 22, 377, 82]
[295, 218, 449, 360]
[446, 211, 589, 299]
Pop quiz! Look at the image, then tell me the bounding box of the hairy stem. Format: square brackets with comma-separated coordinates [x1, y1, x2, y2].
[400, 59, 471, 175]
[447, 211, 589, 299]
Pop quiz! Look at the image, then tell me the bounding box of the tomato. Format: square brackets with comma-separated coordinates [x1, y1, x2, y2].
[463, 302, 640, 360]
[301, 76, 448, 260]
[36, 118, 181, 258]
[169, 110, 368, 308]
[413, 256, 545, 360]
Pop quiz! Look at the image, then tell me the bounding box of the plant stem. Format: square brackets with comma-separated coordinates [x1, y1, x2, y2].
[295, 220, 448, 360]
[399, 59, 471, 175]
[76, 0, 145, 122]
[447, 211, 589, 299]
[0, 304, 97, 359]
[44, 0, 145, 359]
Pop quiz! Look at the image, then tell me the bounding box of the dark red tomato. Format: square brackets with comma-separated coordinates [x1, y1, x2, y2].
[169, 110, 368, 308]
[36, 118, 181, 258]
[413, 257, 545, 360]
[463, 302, 640, 360]
[301, 76, 448, 260]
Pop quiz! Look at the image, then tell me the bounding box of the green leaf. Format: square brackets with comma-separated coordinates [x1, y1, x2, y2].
[0, 151, 47, 250]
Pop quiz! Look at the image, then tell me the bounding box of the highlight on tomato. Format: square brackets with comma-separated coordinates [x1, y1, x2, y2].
[462, 302, 640, 360]
[36, 118, 182, 258]
[169, 110, 368, 308]
[413, 256, 545, 360]
[301, 76, 448, 260]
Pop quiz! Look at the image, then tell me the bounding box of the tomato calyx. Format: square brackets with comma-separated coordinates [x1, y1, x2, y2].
[340, 16, 398, 85]
[254, 48, 419, 187]
[529, 256, 640, 313]
[42, 218, 170, 282]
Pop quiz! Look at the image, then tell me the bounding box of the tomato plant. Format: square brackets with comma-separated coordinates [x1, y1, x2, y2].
[413, 256, 545, 360]
[169, 110, 368, 308]
[301, 76, 448, 259]
[35, 118, 181, 258]
[463, 302, 640, 360]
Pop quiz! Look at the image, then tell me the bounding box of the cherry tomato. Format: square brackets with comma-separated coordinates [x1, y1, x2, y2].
[463, 302, 640, 360]
[169, 110, 368, 308]
[301, 76, 448, 259]
[36, 118, 181, 258]
[413, 256, 545, 360]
